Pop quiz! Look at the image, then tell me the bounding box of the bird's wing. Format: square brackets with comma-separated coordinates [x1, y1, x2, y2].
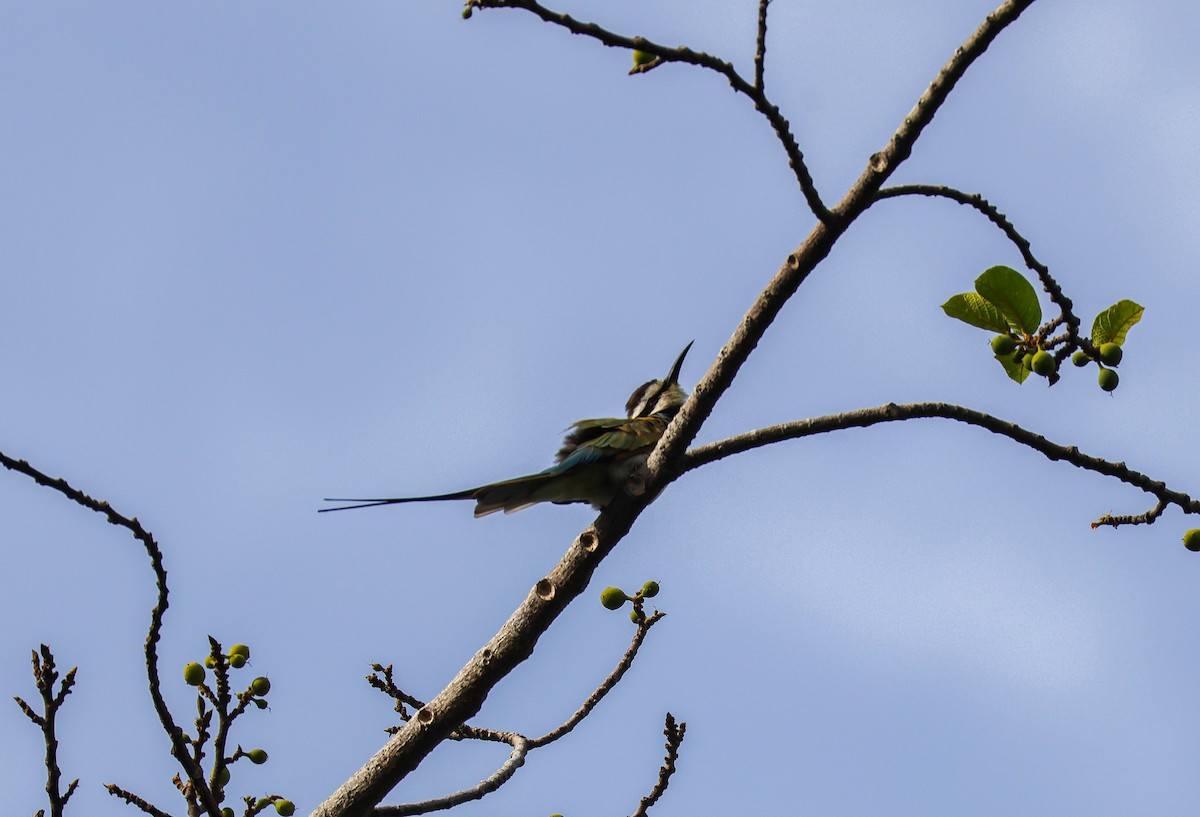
[554, 416, 668, 472]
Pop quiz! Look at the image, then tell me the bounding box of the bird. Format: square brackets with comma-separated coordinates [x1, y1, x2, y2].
[321, 342, 694, 517]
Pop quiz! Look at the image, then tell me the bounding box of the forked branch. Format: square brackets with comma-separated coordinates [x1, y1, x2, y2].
[0, 451, 220, 816]
[467, 0, 831, 220]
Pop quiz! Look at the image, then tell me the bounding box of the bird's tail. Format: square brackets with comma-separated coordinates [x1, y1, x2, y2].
[319, 488, 479, 513]
[320, 471, 563, 517]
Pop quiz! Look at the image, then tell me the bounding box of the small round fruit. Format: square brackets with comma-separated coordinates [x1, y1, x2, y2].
[248, 748, 269, 765]
[640, 580, 660, 598]
[600, 587, 628, 610]
[204, 655, 217, 669]
[254, 699, 269, 710]
[229, 653, 247, 669]
[217, 767, 230, 786]
[991, 335, 1017, 356]
[1071, 351, 1091, 367]
[632, 49, 655, 66]
[222, 809, 235, 817]
[1098, 368, 1119, 392]
[1021, 352, 1035, 370]
[1098, 343, 1123, 366]
[461, 5, 472, 18]
[1030, 350, 1056, 376]
[183, 662, 205, 686]
[275, 800, 296, 816]
[229, 644, 250, 660]
[251, 676, 271, 696]
[1183, 529, 1200, 552]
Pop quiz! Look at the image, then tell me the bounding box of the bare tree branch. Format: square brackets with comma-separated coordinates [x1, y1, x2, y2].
[15, 646, 79, 817]
[104, 783, 176, 817]
[681, 402, 1200, 528]
[630, 714, 686, 817]
[754, 0, 771, 92]
[469, 0, 832, 220]
[0, 451, 220, 816]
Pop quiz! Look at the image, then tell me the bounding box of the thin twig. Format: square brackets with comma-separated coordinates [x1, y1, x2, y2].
[104, 784, 176, 817]
[754, 0, 771, 92]
[630, 714, 687, 817]
[530, 611, 665, 747]
[1092, 499, 1168, 530]
[681, 402, 1200, 528]
[0, 451, 220, 816]
[374, 738, 529, 816]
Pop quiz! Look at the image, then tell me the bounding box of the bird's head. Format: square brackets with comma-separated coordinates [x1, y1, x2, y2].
[625, 341, 694, 419]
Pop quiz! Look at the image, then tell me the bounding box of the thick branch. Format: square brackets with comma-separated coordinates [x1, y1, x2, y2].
[682, 402, 1200, 527]
[0, 451, 220, 816]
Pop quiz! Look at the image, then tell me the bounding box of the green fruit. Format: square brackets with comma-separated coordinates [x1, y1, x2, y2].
[1098, 343, 1123, 366]
[204, 655, 217, 668]
[461, 5, 472, 19]
[600, 587, 628, 610]
[254, 699, 269, 710]
[630, 609, 643, 624]
[275, 800, 296, 816]
[1071, 351, 1091, 367]
[248, 748, 269, 765]
[229, 644, 250, 660]
[632, 49, 655, 66]
[1030, 350, 1056, 377]
[1184, 529, 1200, 552]
[217, 767, 230, 786]
[183, 662, 205, 686]
[640, 580, 660, 598]
[229, 653, 247, 669]
[222, 809, 235, 817]
[251, 676, 271, 696]
[1098, 368, 1119, 392]
[1021, 352, 1035, 371]
[991, 335, 1017, 356]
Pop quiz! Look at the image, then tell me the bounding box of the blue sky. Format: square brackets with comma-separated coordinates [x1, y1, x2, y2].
[3, 1, 1200, 815]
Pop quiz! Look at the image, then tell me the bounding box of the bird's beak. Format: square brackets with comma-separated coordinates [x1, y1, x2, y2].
[664, 340, 694, 386]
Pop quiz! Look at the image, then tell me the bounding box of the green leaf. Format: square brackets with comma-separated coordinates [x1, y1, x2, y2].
[941, 293, 1010, 333]
[974, 265, 1042, 335]
[1091, 300, 1144, 346]
[996, 353, 1031, 384]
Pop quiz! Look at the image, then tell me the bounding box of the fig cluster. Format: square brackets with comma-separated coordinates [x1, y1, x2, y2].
[600, 580, 661, 623]
[1069, 342, 1123, 392]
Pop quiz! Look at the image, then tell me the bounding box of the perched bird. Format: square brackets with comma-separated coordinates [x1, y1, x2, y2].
[321, 342, 694, 517]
